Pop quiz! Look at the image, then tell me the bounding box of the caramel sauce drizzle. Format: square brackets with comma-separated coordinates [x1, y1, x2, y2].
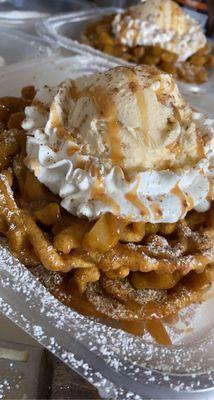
[169, 79, 176, 95]
[206, 181, 213, 202]
[50, 103, 62, 129]
[91, 175, 121, 216]
[125, 177, 150, 219]
[32, 265, 213, 346]
[145, 318, 172, 346]
[48, 102, 71, 141]
[166, 139, 181, 158]
[185, 193, 195, 211]
[155, 79, 165, 99]
[69, 82, 124, 167]
[25, 157, 40, 175]
[172, 104, 182, 123]
[196, 130, 205, 159]
[170, 1, 174, 32]
[126, 68, 150, 147]
[151, 203, 163, 221]
[161, 0, 167, 30]
[171, 185, 187, 215]
[171, 184, 194, 214]
[89, 164, 99, 178]
[89, 85, 124, 166]
[66, 141, 80, 157]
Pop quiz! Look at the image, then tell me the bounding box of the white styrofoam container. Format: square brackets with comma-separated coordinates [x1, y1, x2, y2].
[0, 55, 213, 400]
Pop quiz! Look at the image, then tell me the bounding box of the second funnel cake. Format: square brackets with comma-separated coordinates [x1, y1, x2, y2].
[81, 0, 214, 84]
[0, 64, 213, 343]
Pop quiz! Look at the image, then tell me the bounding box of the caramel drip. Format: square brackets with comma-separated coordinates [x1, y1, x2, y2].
[35, 263, 213, 345]
[32, 99, 48, 116]
[125, 177, 150, 219]
[25, 157, 40, 175]
[90, 164, 99, 178]
[75, 156, 86, 170]
[49, 102, 70, 141]
[125, 68, 150, 147]
[171, 185, 187, 215]
[155, 79, 166, 99]
[58, 281, 166, 342]
[206, 181, 213, 202]
[166, 139, 181, 157]
[185, 193, 195, 211]
[183, 269, 212, 292]
[67, 142, 79, 157]
[50, 103, 62, 129]
[69, 83, 79, 100]
[172, 102, 182, 123]
[91, 176, 120, 215]
[196, 131, 205, 159]
[145, 318, 172, 346]
[118, 320, 145, 337]
[69, 82, 124, 166]
[171, 184, 194, 214]
[152, 203, 163, 221]
[169, 80, 176, 96]
[161, 0, 167, 30]
[170, 1, 174, 32]
[89, 85, 123, 166]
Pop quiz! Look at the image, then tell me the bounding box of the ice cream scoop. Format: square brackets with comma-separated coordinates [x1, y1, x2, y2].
[23, 65, 214, 223]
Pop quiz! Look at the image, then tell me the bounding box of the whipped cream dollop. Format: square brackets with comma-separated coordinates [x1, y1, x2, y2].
[112, 0, 207, 62]
[22, 65, 214, 223]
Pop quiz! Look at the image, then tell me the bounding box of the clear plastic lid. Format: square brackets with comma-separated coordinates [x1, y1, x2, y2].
[0, 54, 213, 400]
[37, 8, 126, 65]
[37, 8, 214, 94]
[0, 0, 96, 34]
[7, 0, 96, 13]
[0, 27, 57, 67]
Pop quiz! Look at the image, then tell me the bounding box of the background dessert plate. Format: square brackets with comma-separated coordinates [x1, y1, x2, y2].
[37, 8, 214, 94]
[0, 55, 213, 400]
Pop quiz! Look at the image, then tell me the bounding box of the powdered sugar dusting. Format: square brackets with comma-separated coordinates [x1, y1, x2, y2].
[0, 237, 214, 398]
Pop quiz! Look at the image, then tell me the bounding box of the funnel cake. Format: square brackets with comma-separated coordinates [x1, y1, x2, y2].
[0, 66, 213, 342]
[81, 0, 214, 84]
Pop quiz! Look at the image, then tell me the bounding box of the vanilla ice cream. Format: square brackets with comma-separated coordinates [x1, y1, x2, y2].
[22, 65, 214, 223]
[112, 0, 207, 62]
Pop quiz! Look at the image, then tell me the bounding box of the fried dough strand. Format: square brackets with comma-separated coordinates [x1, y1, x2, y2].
[0, 129, 25, 170]
[1, 164, 214, 287]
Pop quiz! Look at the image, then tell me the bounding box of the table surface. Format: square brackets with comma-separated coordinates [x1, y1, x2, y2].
[0, 313, 99, 399]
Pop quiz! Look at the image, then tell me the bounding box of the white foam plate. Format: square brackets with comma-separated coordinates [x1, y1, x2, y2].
[0, 55, 213, 400]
